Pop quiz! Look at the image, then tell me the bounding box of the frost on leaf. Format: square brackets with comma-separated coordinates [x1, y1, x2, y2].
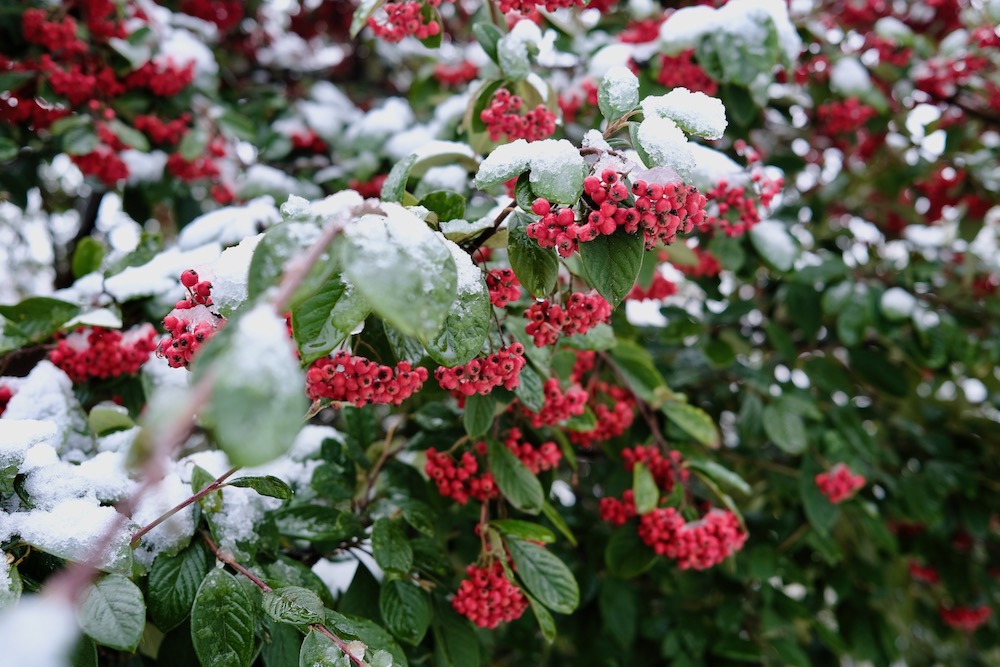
[642, 88, 728, 140]
[598, 66, 639, 122]
[635, 116, 695, 178]
[475, 139, 586, 205]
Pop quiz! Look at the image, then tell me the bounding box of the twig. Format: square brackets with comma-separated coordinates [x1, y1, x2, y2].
[130, 467, 240, 547]
[466, 200, 516, 254]
[202, 533, 365, 667]
[357, 419, 404, 511]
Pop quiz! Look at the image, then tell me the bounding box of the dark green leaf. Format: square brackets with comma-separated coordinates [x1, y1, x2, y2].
[526, 593, 557, 643]
[490, 519, 556, 543]
[463, 392, 496, 439]
[191, 569, 255, 667]
[632, 462, 659, 514]
[420, 191, 465, 222]
[472, 23, 504, 64]
[661, 401, 720, 448]
[0, 297, 81, 344]
[72, 238, 105, 278]
[381, 154, 418, 203]
[77, 574, 146, 652]
[687, 460, 751, 496]
[432, 602, 480, 667]
[578, 228, 644, 308]
[273, 506, 364, 542]
[762, 404, 807, 455]
[541, 501, 577, 547]
[262, 586, 326, 626]
[372, 518, 414, 573]
[605, 528, 656, 579]
[292, 275, 370, 363]
[298, 629, 350, 666]
[228, 475, 294, 500]
[598, 578, 637, 647]
[379, 579, 431, 645]
[504, 538, 579, 614]
[488, 439, 544, 514]
[148, 542, 212, 632]
[507, 212, 558, 298]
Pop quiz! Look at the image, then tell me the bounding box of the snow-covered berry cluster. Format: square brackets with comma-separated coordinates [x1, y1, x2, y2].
[523, 379, 587, 427]
[50, 325, 158, 383]
[480, 88, 557, 143]
[158, 308, 224, 370]
[939, 605, 992, 633]
[815, 463, 866, 503]
[638, 507, 747, 570]
[425, 448, 498, 505]
[434, 345, 526, 396]
[451, 561, 528, 629]
[524, 291, 612, 347]
[368, 1, 442, 42]
[305, 351, 428, 406]
[485, 268, 522, 308]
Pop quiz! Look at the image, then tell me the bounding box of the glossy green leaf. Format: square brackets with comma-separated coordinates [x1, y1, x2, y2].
[191, 569, 255, 667]
[578, 228, 644, 308]
[372, 518, 414, 573]
[507, 212, 558, 298]
[379, 579, 431, 645]
[77, 574, 146, 652]
[504, 538, 579, 614]
[148, 542, 212, 632]
[488, 439, 544, 514]
[262, 586, 326, 626]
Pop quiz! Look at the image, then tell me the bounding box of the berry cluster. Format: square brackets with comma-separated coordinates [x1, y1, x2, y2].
[673, 245, 721, 278]
[425, 448, 499, 505]
[290, 130, 329, 154]
[485, 269, 522, 308]
[657, 50, 718, 95]
[627, 272, 678, 302]
[525, 199, 579, 257]
[480, 89, 557, 143]
[638, 507, 747, 570]
[815, 463, 866, 504]
[939, 605, 992, 633]
[179, 0, 245, 32]
[502, 428, 562, 474]
[558, 80, 598, 125]
[451, 562, 528, 629]
[908, 562, 940, 585]
[0, 385, 12, 416]
[816, 98, 878, 136]
[368, 1, 442, 42]
[600, 490, 637, 526]
[434, 345, 526, 396]
[176, 270, 214, 308]
[569, 381, 635, 446]
[306, 351, 428, 406]
[498, 0, 586, 15]
[523, 379, 587, 427]
[433, 61, 478, 87]
[50, 325, 158, 383]
[621, 445, 688, 492]
[700, 170, 783, 237]
[134, 114, 191, 146]
[158, 308, 224, 370]
[524, 291, 612, 347]
[631, 179, 707, 249]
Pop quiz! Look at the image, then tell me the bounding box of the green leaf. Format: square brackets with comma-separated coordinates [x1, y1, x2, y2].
[87, 404, 134, 436]
[748, 221, 798, 273]
[424, 249, 490, 365]
[420, 191, 465, 222]
[661, 401, 720, 448]
[197, 307, 309, 468]
[762, 404, 807, 455]
[687, 460, 752, 496]
[526, 593, 557, 643]
[836, 298, 869, 347]
[228, 475, 294, 500]
[513, 172, 536, 212]
[513, 362, 545, 412]
[273, 506, 364, 542]
[397, 499, 435, 537]
[800, 457, 839, 535]
[507, 212, 558, 298]
[0, 562, 21, 610]
[598, 68, 639, 123]
[247, 221, 337, 311]
[608, 340, 668, 404]
[605, 528, 656, 579]
[632, 462, 659, 514]
[298, 629, 350, 667]
[77, 574, 146, 652]
[0, 297, 81, 344]
[432, 602, 480, 667]
[0, 137, 17, 162]
[541, 501, 577, 546]
[292, 275, 371, 364]
[490, 519, 556, 543]
[472, 23, 504, 64]
[148, 542, 213, 632]
[488, 439, 544, 514]
[62, 125, 99, 156]
[72, 237, 105, 278]
[849, 347, 910, 397]
[578, 228, 644, 308]
[191, 569, 256, 667]
[463, 392, 496, 438]
[504, 538, 579, 614]
[178, 127, 208, 161]
[342, 209, 457, 340]
[262, 586, 326, 626]
[350, 0, 388, 37]
[106, 118, 149, 151]
[379, 579, 431, 645]
[381, 154, 418, 203]
[372, 518, 414, 573]
[598, 578, 637, 647]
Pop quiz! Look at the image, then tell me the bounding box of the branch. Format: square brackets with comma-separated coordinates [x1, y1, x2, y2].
[465, 199, 516, 254]
[202, 533, 365, 667]
[130, 466, 240, 547]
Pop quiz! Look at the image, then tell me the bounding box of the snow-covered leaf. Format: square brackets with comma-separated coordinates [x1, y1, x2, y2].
[598, 66, 639, 123]
[641, 88, 727, 139]
[423, 240, 489, 365]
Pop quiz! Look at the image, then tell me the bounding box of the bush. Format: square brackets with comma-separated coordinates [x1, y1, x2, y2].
[0, 0, 998, 665]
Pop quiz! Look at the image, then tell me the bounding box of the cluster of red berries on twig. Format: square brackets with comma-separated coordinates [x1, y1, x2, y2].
[564, 351, 637, 447]
[631, 179, 707, 249]
[522, 379, 587, 428]
[939, 605, 992, 633]
[485, 269, 522, 308]
[908, 562, 940, 585]
[700, 169, 783, 238]
[156, 271, 224, 369]
[674, 245, 722, 278]
[368, 0, 444, 42]
[657, 50, 718, 95]
[451, 561, 528, 628]
[502, 428, 562, 474]
[435, 345, 526, 396]
[480, 89, 557, 143]
[815, 463, 866, 503]
[638, 507, 747, 570]
[306, 351, 428, 406]
[50, 325, 158, 383]
[433, 61, 478, 87]
[524, 291, 612, 347]
[599, 446, 687, 524]
[425, 449, 499, 505]
[627, 272, 678, 302]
